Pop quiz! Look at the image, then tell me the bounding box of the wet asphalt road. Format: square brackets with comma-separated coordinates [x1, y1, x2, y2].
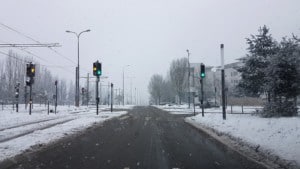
[5, 106, 266, 169]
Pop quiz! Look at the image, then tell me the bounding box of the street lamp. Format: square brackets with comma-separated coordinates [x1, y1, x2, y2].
[66, 29, 90, 107]
[122, 65, 130, 106]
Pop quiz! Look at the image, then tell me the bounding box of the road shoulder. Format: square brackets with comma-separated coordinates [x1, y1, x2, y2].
[184, 118, 300, 169]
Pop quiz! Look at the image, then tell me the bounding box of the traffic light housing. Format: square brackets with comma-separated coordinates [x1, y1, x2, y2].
[93, 61, 102, 76]
[26, 63, 35, 77]
[200, 63, 205, 78]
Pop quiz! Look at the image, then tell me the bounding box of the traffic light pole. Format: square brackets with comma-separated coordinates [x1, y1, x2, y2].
[96, 76, 99, 115]
[87, 73, 89, 106]
[24, 85, 27, 110]
[55, 81, 58, 114]
[29, 84, 32, 115]
[200, 78, 204, 117]
[111, 83, 113, 112]
[15, 83, 20, 112]
[221, 44, 226, 120]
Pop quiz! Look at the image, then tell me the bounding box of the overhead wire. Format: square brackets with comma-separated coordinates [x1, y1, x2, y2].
[0, 22, 76, 64]
[0, 22, 92, 76]
[0, 39, 75, 75]
[0, 50, 74, 75]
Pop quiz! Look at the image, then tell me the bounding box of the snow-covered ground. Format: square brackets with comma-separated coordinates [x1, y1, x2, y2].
[0, 104, 132, 162]
[156, 104, 261, 114]
[157, 104, 300, 166]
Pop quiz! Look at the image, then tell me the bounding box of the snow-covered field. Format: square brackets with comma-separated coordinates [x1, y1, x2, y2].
[157, 105, 300, 166]
[0, 104, 132, 162]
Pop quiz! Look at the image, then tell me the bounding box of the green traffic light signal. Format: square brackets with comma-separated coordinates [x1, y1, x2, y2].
[201, 73, 205, 78]
[200, 63, 205, 78]
[93, 61, 102, 77]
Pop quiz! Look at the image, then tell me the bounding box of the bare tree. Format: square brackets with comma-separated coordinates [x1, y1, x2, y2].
[169, 57, 188, 104]
[148, 74, 164, 105]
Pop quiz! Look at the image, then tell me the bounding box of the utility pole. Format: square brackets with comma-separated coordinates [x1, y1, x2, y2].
[187, 49, 191, 109]
[55, 80, 58, 114]
[122, 65, 130, 105]
[135, 87, 137, 105]
[111, 83, 113, 112]
[86, 73, 89, 106]
[107, 82, 110, 107]
[221, 44, 226, 120]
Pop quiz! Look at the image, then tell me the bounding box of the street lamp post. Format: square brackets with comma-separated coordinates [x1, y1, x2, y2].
[186, 49, 191, 108]
[66, 29, 90, 107]
[122, 65, 130, 106]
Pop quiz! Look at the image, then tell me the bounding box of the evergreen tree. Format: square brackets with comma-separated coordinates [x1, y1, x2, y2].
[263, 37, 300, 116]
[237, 25, 278, 98]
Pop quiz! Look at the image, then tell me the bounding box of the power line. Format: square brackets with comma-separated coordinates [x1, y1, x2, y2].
[0, 50, 74, 75]
[0, 23, 92, 76]
[0, 22, 76, 64]
[0, 40, 73, 74]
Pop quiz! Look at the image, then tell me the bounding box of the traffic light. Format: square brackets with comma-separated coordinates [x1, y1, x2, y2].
[200, 63, 205, 78]
[26, 63, 35, 77]
[93, 61, 102, 76]
[15, 83, 20, 98]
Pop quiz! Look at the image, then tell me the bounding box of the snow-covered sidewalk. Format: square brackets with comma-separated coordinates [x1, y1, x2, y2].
[157, 105, 300, 167]
[0, 105, 131, 162]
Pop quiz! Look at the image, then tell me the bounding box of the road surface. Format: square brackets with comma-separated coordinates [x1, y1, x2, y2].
[5, 106, 266, 169]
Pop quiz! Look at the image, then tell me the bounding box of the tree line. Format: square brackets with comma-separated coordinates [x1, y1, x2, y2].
[148, 57, 189, 105]
[148, 25, 300, 117]
[0, 50, 75, 106]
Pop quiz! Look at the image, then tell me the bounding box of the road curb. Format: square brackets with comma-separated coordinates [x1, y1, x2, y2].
[184, 118, 298, 169]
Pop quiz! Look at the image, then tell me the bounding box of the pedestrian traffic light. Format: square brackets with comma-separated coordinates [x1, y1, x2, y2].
[93, 61, 102, 76]
[200, 63, 205, 78]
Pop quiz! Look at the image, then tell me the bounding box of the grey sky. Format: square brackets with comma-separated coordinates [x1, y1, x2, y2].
[0, 0, 300, 104]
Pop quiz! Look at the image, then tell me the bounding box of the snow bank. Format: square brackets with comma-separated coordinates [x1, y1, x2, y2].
[185, 113, 300, 165]
[0, 105, 129, 162]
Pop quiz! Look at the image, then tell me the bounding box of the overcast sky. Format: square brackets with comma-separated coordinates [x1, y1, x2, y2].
[0, 0, 300, 104]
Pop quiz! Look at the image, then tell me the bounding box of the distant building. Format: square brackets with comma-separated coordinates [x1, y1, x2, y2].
[189, 61, 243, 106]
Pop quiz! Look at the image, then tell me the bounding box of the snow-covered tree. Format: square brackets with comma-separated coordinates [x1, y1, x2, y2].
[237, 25, 278, 98]
[263, 37, 300, 117]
